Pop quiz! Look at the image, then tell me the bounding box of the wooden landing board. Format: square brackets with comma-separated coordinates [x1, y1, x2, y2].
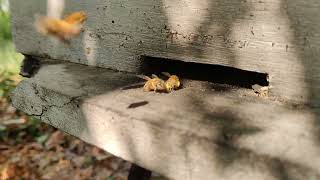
[10, 0, 320, 105]
[11, 60, 320, 180]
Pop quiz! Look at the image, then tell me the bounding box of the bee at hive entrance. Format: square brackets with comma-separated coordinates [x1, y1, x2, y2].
[162, 72, 181, 92]
[136, 74, 167, 92]
[136, 73, 182, 93]
[140, 56, 269, 89]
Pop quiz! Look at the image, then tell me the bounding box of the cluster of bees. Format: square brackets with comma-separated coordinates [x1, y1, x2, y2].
[137, 72, 181, 93]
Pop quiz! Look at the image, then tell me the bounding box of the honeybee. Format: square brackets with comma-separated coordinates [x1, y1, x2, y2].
[35, 11, 87, 43]
[162, 72, 181, 92]
[136, 74, 166, 92]
[63, 11, 87, 25]
[252, 84, 270, 97]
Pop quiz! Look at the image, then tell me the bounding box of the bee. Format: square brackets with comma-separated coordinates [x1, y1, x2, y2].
[35, 11, 87, 43]
[252, 84, 270, 97]
[162, 72, 181, 92]
[63, 11, 87, 25]
[136, 74, 166, 92]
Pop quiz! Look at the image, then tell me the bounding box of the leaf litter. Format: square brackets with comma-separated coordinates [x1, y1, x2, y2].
[0, 73, 130, 180]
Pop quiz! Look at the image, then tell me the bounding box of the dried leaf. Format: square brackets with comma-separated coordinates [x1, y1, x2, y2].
[1, 118, 26, 126]
[45, 131, 65, 149]
[1, 163, 34, 180]
[81, 166, 93, 178]
[26, 142, 44, 151]
[72, 156, 86, 168]
[91, 146, 111, 160]
[1, 163, 16, 180]
[94, 167, 113, 179]
[57, 159, 72, 170]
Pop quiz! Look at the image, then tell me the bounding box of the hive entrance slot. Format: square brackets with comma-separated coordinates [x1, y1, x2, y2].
[140, 56, 269, 89]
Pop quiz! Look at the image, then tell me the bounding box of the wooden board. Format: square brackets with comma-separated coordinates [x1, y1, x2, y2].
[11, 60, 320, 180]
[9, 0, 320, 105]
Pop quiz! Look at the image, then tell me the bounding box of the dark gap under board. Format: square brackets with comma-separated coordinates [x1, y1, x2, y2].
[139, 56, 269, 89]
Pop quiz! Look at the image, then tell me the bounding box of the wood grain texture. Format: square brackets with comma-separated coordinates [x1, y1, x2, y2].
[11, 61, 320, 180]
[9, 0, 320, 104]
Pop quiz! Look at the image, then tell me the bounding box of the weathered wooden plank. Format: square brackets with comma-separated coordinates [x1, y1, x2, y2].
[9, 0, 320, 105]
[11, 60, 320, 180]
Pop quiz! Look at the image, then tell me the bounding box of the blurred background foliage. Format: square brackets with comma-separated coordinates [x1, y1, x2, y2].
[0, 0, 49, 149]
[0, 0, 23, 103]
[0, 0, 23, 74]
[0, 0, 39, 143]
[0, 0, 23, 118]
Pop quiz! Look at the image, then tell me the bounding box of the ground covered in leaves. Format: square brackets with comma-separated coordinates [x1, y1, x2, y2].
[0, 73, 131, 180]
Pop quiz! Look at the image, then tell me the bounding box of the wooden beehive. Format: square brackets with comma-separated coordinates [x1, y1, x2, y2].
[10, 0, 320, 179]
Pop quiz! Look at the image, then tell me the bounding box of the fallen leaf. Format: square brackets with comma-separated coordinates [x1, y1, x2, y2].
[1, 163, 16, 180]
[2, 118, 27, 126]
[45, 131, 65, 149]
[81, 166, 93, 178]
[1, 163, 35, 180]
[91, 146, 111, 160]
[72, 156, 86, 168]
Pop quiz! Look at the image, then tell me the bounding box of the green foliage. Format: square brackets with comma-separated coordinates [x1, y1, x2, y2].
[107, 177, 115, 180]
[35, 133, 49, 144]
[0, 67, 45, 145]
[0, 0, 12, 42]
[0, 4, 23, 73]
[0, 71, 16, 98]
[0, 115, 44, 144]
[0, 70, 42, 145]
[0, 0, 3, 11]
[0, 10, 12, 41]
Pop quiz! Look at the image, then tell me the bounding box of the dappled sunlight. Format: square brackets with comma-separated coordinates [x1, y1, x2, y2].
[8, 0, 320, 179]
[230, 0, 308, 101]
[162, 0, 209, 38]
[81, 95, 159, 165]
[81, 103, 131, 158]
[78, 82, 320, 179]
[159, 0, 309, 103]
[230, 101, 319, 171]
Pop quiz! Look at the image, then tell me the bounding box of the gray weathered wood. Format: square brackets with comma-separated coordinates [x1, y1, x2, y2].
[9, 0, 320, 105]
[11, 60, 320, 180]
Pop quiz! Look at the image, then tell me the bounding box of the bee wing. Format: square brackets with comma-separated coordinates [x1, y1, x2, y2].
[34, 16, 50, 34]
[151, 74, 160, 78]
[63, 11, 87, 25]
[161, 72, 171, 77]
[135, 74, 151, 80]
